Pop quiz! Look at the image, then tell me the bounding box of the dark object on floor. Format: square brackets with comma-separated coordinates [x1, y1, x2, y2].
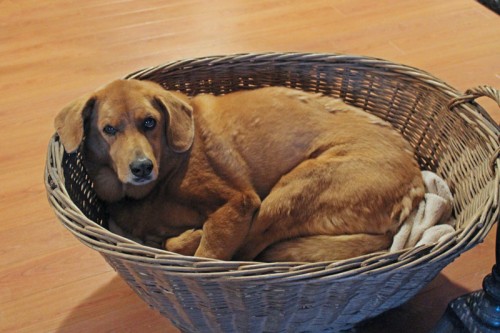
[478, 0, 500, 14]
[432, 225, 500, 332]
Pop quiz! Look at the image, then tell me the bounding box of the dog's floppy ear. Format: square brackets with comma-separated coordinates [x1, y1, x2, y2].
[54, 94, 95, 153]
[153, 92, 194, 153]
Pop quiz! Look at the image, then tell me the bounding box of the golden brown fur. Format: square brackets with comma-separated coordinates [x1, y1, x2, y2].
[55, 79, 424, 262]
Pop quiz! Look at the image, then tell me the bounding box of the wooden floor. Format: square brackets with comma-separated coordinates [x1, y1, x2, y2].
[1, 1, 499, 332]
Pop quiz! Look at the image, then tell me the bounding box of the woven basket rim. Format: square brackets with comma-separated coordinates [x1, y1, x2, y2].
[45, 52, 500, 284]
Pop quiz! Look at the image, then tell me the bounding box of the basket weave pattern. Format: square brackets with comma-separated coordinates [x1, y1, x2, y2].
[45, 53, 499, 332]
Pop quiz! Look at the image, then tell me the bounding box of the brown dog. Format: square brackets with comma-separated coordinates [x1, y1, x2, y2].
[55, 79, 424, 262]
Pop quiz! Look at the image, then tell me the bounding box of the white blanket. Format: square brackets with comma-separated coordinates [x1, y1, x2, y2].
[390, 171, 456, 252]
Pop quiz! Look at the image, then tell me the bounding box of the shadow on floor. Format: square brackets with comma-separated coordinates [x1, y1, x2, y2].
[56, 275, 179, 333]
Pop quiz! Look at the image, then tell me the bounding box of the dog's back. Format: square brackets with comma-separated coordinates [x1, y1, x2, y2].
[191, 87, 420, 200]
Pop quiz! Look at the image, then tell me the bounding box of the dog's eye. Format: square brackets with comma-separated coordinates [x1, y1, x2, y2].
[143, 117, 156, 130]
[103, 125, 117, 136]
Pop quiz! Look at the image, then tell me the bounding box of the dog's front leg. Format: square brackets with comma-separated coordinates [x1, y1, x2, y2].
[194, 191, 260, 260]
[165, 229, 203, 256]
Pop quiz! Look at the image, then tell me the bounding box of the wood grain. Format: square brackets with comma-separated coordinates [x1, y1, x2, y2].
[0, 1, 498, 332]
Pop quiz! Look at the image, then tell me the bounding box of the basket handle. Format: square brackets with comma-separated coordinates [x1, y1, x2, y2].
[448, 85, 500, 110]
[448, 85, 499, 174]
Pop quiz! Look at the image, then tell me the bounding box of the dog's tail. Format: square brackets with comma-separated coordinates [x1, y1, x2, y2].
[256, 233, 392, 262]
[390, 171, 426, 226]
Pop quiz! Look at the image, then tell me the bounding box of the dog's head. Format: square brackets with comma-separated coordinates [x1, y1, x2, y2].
[55, 79, 194, 201]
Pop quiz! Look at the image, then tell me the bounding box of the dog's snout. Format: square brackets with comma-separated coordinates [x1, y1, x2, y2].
[130, 158, 154, 178]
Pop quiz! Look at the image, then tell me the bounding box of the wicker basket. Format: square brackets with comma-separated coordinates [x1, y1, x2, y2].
[45, 53, 499, 332]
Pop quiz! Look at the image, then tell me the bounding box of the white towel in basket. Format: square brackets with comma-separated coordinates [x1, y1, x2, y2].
[390, 171, 456, 252]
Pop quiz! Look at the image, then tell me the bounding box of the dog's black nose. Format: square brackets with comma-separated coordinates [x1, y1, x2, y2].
[130, 158, 153, 178]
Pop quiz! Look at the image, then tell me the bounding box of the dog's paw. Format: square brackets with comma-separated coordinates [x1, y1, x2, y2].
[165, 229, 203, 256]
